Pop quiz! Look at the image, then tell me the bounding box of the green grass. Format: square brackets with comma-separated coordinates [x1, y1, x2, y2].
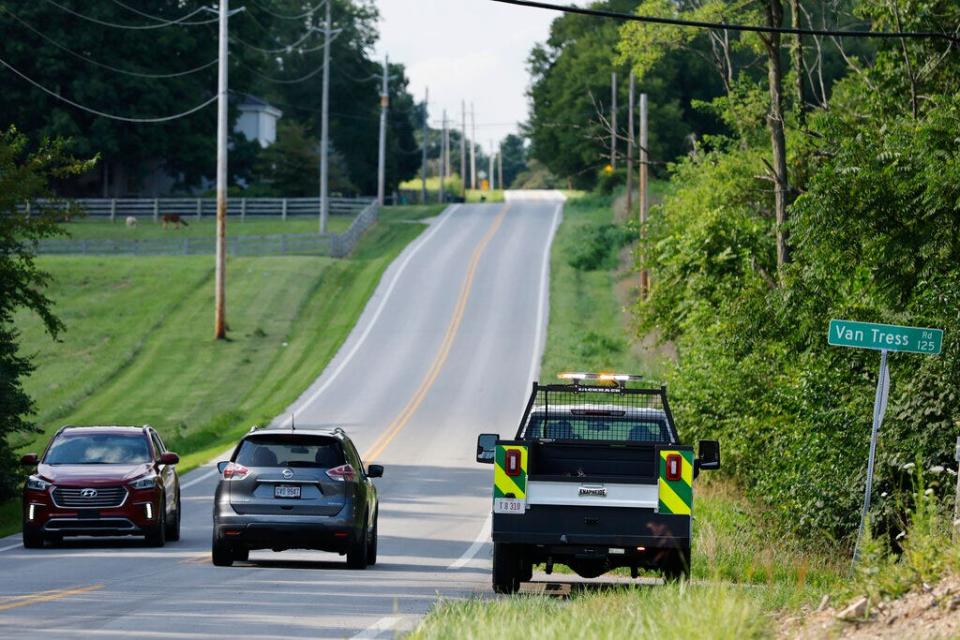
[0, 204, 444, 537]
[61, 214, 355, 241]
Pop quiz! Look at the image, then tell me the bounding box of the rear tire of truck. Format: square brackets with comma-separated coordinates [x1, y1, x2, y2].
[662, 549, 690, 582]
[492, 543, 522, 594]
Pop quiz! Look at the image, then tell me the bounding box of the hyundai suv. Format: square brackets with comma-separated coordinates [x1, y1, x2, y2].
[212, 427, 382, 568]
[20, 425, 182, 547]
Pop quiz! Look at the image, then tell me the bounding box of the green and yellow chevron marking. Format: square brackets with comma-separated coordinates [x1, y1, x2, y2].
[493, 445, 528, 499]
[658, 449, 693, 516]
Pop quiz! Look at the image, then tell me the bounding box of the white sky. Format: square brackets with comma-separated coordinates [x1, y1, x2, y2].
[374, 0, 577, 155]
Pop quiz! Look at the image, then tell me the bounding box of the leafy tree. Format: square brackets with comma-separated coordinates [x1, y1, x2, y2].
[0, 127, 92, 499]
[499, 134, 528, 189]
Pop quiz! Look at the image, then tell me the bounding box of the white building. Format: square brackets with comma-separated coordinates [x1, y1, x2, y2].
[235, 95, 283, 148]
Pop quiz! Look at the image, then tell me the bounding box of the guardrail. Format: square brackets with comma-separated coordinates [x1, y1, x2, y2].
[35, 201, 380, 258]
[20, 196, 374, 221]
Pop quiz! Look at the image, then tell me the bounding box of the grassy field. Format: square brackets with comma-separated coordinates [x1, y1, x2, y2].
[410, 191, 844, 639]
[1, 204, 444, 537]
[60, 214, 355, 241]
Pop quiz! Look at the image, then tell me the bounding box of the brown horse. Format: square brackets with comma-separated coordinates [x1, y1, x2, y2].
[161, 214, 189, 229]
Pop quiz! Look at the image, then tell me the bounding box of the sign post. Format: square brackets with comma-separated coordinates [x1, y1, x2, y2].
[827, 319, 944, 563]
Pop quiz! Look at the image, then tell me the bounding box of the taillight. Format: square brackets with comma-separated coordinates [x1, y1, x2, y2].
[505, 449, 521, 477]
[326, 464, 356, 482]
[222, 462, 249, 480]
[665, 454, 682, 481]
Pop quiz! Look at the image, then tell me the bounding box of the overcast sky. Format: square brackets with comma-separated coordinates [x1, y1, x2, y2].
[374, 1, 574, 155]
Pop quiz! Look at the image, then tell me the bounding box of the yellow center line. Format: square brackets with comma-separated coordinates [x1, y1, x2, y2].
[0, 584, 104, 613]
[363, 204, 511, 463]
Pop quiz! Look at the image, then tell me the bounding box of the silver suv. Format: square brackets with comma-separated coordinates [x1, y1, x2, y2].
[211, 427, 382, 568]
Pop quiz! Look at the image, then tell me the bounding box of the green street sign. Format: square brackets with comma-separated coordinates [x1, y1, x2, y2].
[828, 319, 943, 355]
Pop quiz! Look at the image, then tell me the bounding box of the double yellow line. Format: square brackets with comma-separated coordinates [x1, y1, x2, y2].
[363, 204, 511, 462]
[0, 583, 104, 613]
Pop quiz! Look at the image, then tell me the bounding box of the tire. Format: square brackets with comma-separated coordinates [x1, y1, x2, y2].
[165, 491, 181, 542]
[234, 546, 249, 562]
[346, 520, 369, 570]
[22, 526, 44, 549]
[144, 500, 166, 547]
[366, 513, 378, 567]
[662, 549, 690, 582]
[211, 532, 235, 567]
[492, 543, 521, 594]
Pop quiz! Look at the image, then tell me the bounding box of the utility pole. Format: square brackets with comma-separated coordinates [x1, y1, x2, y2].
[498, 143, 504, 192]
[420, 87, 428, 204]
[318, 0, 334, 232]
[470, 103, 477, 191]
[639, 92, 649, 299]
[444, 110, 451, 196]
[376, 55, 389, 206]
[625, 72, 635, 220]
[460, 101, 467, 199]
[610, 72, 618, 169]
[439, 110, 447, 203]
[489, 140, 495, 191]
[213, 0, 229, 340]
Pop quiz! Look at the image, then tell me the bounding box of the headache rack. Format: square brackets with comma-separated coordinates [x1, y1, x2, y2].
[515, 374, 678, 444]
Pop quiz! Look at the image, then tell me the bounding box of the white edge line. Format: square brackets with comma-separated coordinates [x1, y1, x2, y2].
[448, 513, 492, 570]
[350, 615, 402, 639]
[0, 542, 23, 553]
[279, 204, 462, 427]
[526, 201, 563, 386]
[179, 467, 218, 490]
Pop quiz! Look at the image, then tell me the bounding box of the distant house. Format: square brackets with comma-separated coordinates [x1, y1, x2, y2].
[235, 95, 283, 148]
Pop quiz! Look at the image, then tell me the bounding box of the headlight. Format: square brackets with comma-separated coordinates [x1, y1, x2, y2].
[130, 475, 157, 490]
[26, 476, 50, 491]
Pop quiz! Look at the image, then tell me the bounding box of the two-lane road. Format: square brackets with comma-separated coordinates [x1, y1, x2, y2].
[0, 193, 563, 638]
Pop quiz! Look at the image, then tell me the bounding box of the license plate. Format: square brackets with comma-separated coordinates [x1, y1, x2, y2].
[493, 498, 525, 514]
[274, 485, 301, 499]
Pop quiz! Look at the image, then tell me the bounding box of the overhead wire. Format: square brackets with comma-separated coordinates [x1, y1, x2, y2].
[230, 29, 316, 54]
[0, 54, 217, 123]
[42, 0, 218, 30]
[106, 0, 220, 26]
[247, 0, 328, 21]
[1, 7, 217, 79]
[489, 0, 960, 44]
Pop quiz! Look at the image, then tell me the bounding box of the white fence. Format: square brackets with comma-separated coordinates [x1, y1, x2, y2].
[36, 201, 380, 259]
[21, 197, 374, 221]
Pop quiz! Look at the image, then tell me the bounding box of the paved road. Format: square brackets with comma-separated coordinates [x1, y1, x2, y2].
[0, 193, 563, 639]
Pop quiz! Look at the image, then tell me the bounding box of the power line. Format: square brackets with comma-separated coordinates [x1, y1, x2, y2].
[0, 54, 216, 123]
[43, 0, 218, 30]
[107, 0, 219, 25]
[489, 0, 960, 43]
[248, 0, 329, 21]
[244, 62, 326, 84]
[1, 7, 217, 79]
[230, 30, 316, 54]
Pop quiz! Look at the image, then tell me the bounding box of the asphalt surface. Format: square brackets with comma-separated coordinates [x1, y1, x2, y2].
[0, 192, 564, 639]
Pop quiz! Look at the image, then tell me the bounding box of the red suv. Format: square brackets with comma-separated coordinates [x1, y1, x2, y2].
[20, 425, 182, 548]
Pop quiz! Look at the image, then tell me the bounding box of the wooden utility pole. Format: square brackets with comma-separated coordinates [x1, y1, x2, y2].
[498, 144, 504, 192]
[639, 93, 649, 299]
[318, 0, 334, 232]
[460, 101, 467, 199]
[489, 140, 495, 191]
[625, 73, 635, 220]
[440, 110, 447, 203]
[470, 103, 477, 191]
[610, 72, 618, 169]
[420, 87, 428, 204]
[376, 55, 389, 206]
[214, 0, 229, 340]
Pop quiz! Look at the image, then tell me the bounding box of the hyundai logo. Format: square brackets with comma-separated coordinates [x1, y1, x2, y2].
[80, 488, 98, 498]
[281, 469, 294, 480]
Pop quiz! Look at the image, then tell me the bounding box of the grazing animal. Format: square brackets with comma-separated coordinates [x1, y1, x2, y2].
[125, 216, 137, 228]
[161, 214, 189, 229]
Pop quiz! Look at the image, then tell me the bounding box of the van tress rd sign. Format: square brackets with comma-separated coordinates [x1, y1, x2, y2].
[828, 320, 943, 355]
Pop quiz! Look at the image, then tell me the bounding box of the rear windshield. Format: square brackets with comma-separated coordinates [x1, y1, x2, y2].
[525, 415, 671, 443]
[45, 434, 152, 464]
[235, 435, 344, 469]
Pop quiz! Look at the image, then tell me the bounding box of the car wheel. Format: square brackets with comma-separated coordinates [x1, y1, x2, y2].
[145, 499, 166, 547]
[22, 526, 44, 549]
[211, 532, 235, 567]
[492, 543, 521, 594]
[165, 491, 181, 542]
[365, 513, 378, 567]
[346, 520, 369, 570]
[234, 547, 249, 562]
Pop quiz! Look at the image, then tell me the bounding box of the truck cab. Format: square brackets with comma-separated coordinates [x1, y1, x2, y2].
[477, 373, 719, 593]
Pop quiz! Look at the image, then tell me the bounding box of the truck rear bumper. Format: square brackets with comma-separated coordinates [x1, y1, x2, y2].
[492, 505, 690, 549]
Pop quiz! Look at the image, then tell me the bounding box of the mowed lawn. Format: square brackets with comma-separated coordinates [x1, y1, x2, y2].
[2, 205, 443, 535]
[59, 214, 356, 241]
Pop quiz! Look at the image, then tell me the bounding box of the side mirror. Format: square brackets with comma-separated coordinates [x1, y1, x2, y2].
[476, 434, 499, 464]
[367, 464, 384, 478]
[20, 453, 38, 466]
[697, 440, 720, 471]
[217, 461, 230, 474]
[159, 452, 180, 465]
